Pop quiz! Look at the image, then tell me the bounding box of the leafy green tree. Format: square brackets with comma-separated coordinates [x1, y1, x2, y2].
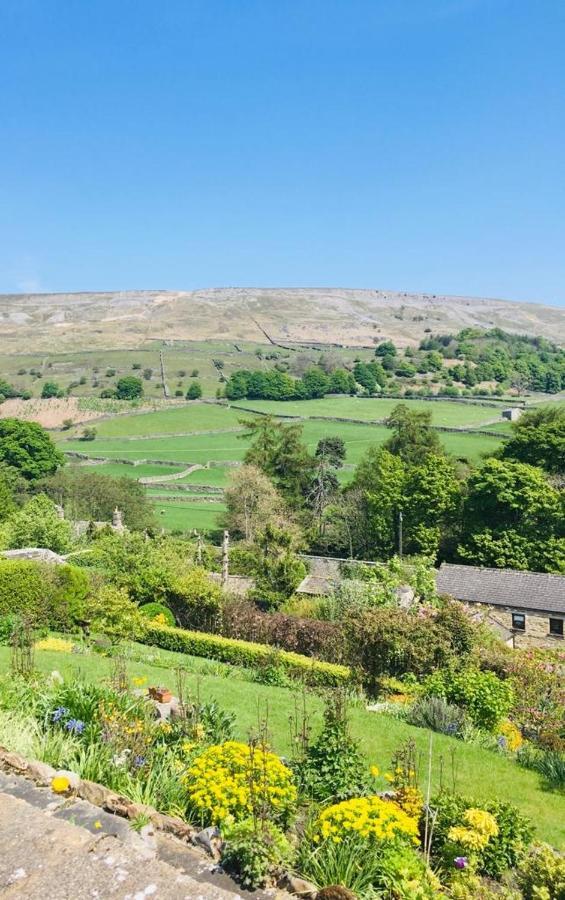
[458, 458, 564, 572]
[40, 469, 155, 531]
[402, 454, 462, 557]
[353, 362, 377, 393]
[1, 494, 72, 553]
[40, 381, 64, 399]
[224, 464, 288, 542]
[351, 447, 405, 557]
[115, 376, 143, 399]
[249, 523, 306, 610]
[328, 368, 357, 394]
[0, 418, 64, 481]
[300, 367, 329, 399]
[186, 381, 203, 399]
[383, 403, 442, 465]
[375, 340, 397, 358]
[242, 417, 314, 506]
[500, 405, 565, 475]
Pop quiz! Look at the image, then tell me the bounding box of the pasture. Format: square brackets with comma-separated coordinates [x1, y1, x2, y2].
[61, 396, 506, 533]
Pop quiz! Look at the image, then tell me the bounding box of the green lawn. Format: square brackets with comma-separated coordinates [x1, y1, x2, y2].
[1, 644, 562, 847]
[151, 499, 226, 532]
[64, 419, 502, 467]
[68, 462, 186, 479]
[88, 403, 244, 438]
[176, 466, 231, 487]
[230, 397, 505, 427]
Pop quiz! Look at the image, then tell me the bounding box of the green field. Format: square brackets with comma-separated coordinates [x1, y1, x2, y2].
[1, 643, 562, 847]
[230, 397, 506, 426]
[68, 462, 186, 479]
[60, 396, 506, 531]
[151, 499, 226, 532]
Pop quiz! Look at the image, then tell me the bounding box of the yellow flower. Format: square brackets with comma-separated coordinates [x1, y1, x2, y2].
[132, 676, 147, 687]
[35, 637, 74, 653]
[315, 795, 419, 846]
[51, 775, 71, 794]
[370, 765, 380, 778]
[94, 820, 102, 829]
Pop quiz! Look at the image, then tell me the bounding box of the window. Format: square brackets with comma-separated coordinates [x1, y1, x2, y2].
[512, 613, 526, 631]
[549, 618, 564, 638]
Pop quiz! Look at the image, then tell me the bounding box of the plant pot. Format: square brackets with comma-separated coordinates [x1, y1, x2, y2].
[149, 687, 173, 703]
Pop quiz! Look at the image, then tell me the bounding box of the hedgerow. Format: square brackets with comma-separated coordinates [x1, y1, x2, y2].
[140, 621, 351, 687]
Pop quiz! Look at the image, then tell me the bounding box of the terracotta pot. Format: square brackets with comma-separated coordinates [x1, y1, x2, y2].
[149, 687, 173, 703]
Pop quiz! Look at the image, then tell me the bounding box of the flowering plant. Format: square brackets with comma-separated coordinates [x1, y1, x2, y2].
[314, 795, 420, 845]
[184, 741, 297, 826]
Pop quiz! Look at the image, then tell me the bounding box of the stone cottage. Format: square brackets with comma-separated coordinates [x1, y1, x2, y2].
[436, 563, 565, 649]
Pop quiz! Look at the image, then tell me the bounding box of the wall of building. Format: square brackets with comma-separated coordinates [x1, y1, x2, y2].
[470, 603, 564, 650]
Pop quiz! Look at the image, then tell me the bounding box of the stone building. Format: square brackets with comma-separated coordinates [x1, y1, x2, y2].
[436, 563, 565, 649]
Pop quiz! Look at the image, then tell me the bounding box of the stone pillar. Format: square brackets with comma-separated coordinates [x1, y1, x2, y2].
[55, 504, 65, 520]
[112, 507, 124, 531]
[221, 530, 229, 588]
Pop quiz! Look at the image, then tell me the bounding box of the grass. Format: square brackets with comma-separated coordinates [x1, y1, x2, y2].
[1, 643, 563, 847]
[152, 499, 226, 532]
[230, 397, 505, 427]
[87, 403, 243, 438]
[67, 462, 186, 479]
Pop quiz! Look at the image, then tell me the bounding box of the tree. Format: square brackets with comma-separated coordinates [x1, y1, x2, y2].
[500, 405, 565, 475]
[300, 367, 329, 399]
[352, 447, 405, 557]
[402, 453, 462, 557]
[308, 438, 347, 534]
[353, 362, 377, 394]
[458, 458, 564, 572]
[115, 376, 143, 400]
[40, 381, 64, 399]
[242, 417, 314, 505]
[375, 340, 397, 358]
[224, 465, 287, 542]
[0, 467, 17, 522]
[186, 381, 203, 400]
[1, 494, 72, 553]
[383, 403, 442, 465]
[328, 368, 357, 395]
[40, 469, 155, 531]
[249, 523, 306, 610]
[0, 418, 65, 481]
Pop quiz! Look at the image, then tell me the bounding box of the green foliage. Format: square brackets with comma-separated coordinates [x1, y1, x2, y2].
[166, 566, 223, 631]
[40, 468, 156, 531]
[407, 696, 469, 737]
[115, 376, 143, 400]
[0, 614, 20, 645]
[457, 458, 564, 573]
[138, 602, 175, 626]
[501, 405, 565, 475]
[87, 584, 143, 641]
[423, 667, 513, 732]
[221, 819, 293, 889]
[516, 842, 565, 900]
[186, 381, 202, 399]
[518, 747, 565, 793]
[1, 494, 72, 553]
[296, 694, 370, 802]
[383, 403, 443, 465]
[250, 524, 307, 610]
[430, 792, 534, 880]
[140, 621, 351, 686]
[40, 381, 64, 399]
[0, 418, 64, 481]
[0, 559, 89, 629]
[243, 416, 315, 505]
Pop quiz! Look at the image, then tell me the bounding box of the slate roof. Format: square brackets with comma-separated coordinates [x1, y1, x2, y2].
[436, 563, 565, 616]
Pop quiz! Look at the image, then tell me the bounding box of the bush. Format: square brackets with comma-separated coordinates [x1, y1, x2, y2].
[518, 746, 565, 793]
[184, 741, 297, 827]
[296, 694, 371, 802]
[139, 602, 175, 626]
[423, 668, 514, 732]
[86, 585, 143, 641]
[221, 599, 344, 663]
[516, 842, 565, 899]
[429, 792, 533, 880]
[343, 602, 476, 690]
[0, 559, 89, 629]
[141, 621, 351, 687]
[0, 613, 19, 645]
[221, 819, 293, 889]
[166, 568, 223, 632]
[407, 696, 469, 737]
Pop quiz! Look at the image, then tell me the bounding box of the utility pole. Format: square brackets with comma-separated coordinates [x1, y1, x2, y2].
[398, 510, 403, 558]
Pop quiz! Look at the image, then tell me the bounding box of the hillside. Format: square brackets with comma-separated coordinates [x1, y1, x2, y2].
[0, 287, 563, 352]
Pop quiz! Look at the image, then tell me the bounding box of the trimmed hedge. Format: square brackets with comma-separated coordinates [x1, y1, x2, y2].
[141, 621, 351, 687]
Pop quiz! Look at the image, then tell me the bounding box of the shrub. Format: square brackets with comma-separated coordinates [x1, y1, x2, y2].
[296, 694, 370, 802]
[314, 795, 419, 845]
[221, 819, 293, 889]
[2, 494, 72, 553]
[0, 613, 19, 645]
[139, 602, 175, 626]
[221, 599, 344, 663]
[86, 585, 143, 641]
[429, 792, 533, 879]
[423, 668, 513, 732]
[184, 741, 297, 827]
[141, 621, 351, 687]
[407, 696, 469, 737]
[166, 568, 223, 632]
[518, 746, 565, 793]
[516, 842, 565, 900]
[0, 560, 89, 629]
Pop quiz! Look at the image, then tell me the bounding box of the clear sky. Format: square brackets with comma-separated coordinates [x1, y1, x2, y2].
[1, 0, 564, 305]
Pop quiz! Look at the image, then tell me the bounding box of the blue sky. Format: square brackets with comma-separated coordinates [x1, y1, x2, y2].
[1, 0, 564, 305]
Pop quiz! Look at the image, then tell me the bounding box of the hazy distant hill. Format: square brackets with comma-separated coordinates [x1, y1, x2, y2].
[0, 287, 563, 352]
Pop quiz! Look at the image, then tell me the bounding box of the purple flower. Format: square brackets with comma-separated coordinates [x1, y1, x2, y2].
[66, 718, 85, 734]
[52, 707, 69, 723]
[454, 857, 468, 870]
[133, 755, 146, 768]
